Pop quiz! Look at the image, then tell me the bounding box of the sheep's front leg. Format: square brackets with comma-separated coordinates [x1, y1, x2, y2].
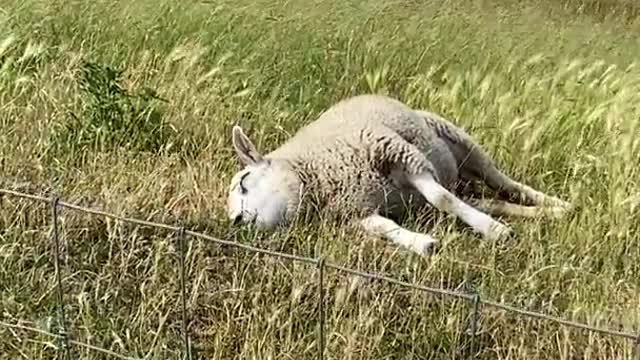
[360, 214, 438, 256]
[408, 172, 513, 241]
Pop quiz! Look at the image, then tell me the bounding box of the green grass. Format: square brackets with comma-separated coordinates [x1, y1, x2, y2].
[1, 0, 639, 358]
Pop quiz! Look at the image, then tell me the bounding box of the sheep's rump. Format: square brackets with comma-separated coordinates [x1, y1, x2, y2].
[266, 94, 459, 218]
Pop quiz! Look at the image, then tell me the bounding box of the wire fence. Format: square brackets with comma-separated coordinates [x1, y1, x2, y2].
[0, 187, 638, 359]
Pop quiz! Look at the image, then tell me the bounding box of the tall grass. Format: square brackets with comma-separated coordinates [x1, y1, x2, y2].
[0, 0, 639, 359]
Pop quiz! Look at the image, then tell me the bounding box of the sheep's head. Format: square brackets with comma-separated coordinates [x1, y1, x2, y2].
[227, 125, 301, 229]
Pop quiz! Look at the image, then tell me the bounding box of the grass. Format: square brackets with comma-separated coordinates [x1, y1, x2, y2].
[0, 0, 639, 358]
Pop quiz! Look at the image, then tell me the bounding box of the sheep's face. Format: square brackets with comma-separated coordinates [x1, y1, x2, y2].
[227, 126, 300, 229]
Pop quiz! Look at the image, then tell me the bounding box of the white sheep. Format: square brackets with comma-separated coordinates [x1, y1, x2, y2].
[226, 94, 572, 256]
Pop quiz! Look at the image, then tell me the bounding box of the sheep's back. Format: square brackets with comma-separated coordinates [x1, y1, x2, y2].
[267, 94, 434, 160]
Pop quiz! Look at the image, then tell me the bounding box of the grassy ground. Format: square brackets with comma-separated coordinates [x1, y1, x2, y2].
[1, 0, 639, 358]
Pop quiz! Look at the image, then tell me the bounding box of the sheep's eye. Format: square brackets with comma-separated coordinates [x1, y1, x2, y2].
[239, 172, 249, 194]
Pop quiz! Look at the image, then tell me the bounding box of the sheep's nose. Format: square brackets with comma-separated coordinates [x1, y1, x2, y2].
[232, 214, 242, 225]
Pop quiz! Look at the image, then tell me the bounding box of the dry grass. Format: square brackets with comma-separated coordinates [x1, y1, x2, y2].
[1, 0, 639, 359]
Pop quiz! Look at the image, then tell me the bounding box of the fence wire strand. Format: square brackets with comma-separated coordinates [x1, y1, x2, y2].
[1, 188, 639, 359]
[481, 299, 637, 340]
[0, 321, 141, 360]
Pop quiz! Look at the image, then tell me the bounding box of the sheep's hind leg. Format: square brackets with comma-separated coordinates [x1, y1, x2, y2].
[360, 214, 439, 256]
[407, 172, 513, 241]
[365, 126, 512, 242]
[470, 164, 572, 210]
[462, 197, 568, 219]
[456, 137, 572, 211]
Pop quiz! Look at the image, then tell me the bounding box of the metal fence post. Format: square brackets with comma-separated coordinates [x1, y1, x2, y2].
[317, 257, 326, 360]
[51, 197, 73, 360]
[467, 294, 481, 360]
[176, 227, 192, 360]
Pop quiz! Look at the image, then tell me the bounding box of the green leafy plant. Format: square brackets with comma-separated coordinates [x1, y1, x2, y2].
[47, 60, 176, 158]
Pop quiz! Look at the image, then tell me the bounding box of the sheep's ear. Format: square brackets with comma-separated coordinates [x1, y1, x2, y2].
[232, 125, 264, 166]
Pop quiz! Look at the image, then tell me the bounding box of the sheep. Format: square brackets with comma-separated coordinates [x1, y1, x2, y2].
[226, 94, 572, 256]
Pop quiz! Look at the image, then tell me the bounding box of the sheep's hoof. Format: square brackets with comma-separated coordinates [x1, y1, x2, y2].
[487, 222, 513, 242]
[545, 205, 573, 219]
[548, 196, 574, 210]
[407, 233, 439, 256]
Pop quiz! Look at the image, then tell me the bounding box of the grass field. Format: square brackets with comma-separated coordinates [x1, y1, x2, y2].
[1, 0, 639, 358]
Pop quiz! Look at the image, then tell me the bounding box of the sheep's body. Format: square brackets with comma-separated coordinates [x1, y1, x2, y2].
[263, 94, 503, 219]
[227, 94, 572, 256]
[265, 94, 447, 219]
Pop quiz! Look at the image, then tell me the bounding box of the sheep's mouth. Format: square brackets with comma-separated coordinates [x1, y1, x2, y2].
[228, 210, 257, 227]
